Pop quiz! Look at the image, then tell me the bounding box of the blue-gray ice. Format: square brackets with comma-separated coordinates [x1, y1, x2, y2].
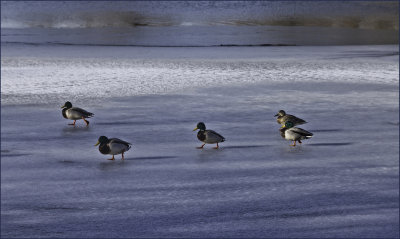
[1, 44, 399, 238]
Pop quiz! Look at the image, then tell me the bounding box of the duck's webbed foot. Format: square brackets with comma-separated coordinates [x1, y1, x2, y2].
[68, 120, 76, 126]
[290, 141, 296, 147]
[197, 144, 205, 149]
[107, 155, 115, 160]
[213, 143, 219, 149]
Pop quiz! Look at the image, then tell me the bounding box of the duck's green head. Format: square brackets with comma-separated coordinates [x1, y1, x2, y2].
[94, 136, 108, 146]
[274, 110, 286, 117]
[284, 121, 294, 129]
[193, 122, 206, 131]
[61, 101, 72, 109]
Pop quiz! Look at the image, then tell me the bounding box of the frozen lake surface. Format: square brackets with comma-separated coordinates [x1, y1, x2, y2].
[1, 45, 399, 237]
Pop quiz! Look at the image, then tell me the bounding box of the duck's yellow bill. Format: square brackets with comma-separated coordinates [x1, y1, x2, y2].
[94, 141, 100, 146]
[193, 127, 198, 131]
[61, 105, 65, 108]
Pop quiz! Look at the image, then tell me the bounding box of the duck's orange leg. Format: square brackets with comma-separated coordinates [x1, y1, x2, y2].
[108, 155, 115, 160]
[213, 143, 219, 149]
[290, 141, 296, 147]
[197, 143, 205, 149]
[68, 120, 76, 126]
[121, 152, 125, 160]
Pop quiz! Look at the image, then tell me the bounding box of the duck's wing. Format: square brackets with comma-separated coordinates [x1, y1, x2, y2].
[108, 138, 131, 154]
[291, 127, 313, 137]
[206, 130, 225, 142]
[109, 138, 132, 147]
[289, 115, 307, 125]
[71, 107, 94, 118]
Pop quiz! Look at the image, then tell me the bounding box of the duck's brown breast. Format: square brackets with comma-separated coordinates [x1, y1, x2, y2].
[99, 143, 111, 155]
[197, 131, 206, 142]
[62, 108, 68, 119]
[279, 128, 287, 138]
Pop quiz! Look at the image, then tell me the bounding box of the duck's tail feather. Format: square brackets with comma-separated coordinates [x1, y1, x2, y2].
[298, 120, 307, 125]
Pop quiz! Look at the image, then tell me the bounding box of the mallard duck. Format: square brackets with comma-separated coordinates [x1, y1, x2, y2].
[274, 110, 306, 127]
[61, 101, 94, 126]
[94, 136, 132, 160]
[280, 121, 313, 146]
[193, 122, 225, 149]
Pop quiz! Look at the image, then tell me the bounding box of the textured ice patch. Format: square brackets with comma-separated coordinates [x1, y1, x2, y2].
[1, 45, 398, 105]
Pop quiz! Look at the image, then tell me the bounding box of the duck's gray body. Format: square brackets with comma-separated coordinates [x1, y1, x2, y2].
[275, 110, 306, 126]
[197, 130, 225, 144]
[194, 122, 225, 149]
[62, 107, 94, 120]
[99, 138, 131, 156]
[280, 127, 313, 141]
